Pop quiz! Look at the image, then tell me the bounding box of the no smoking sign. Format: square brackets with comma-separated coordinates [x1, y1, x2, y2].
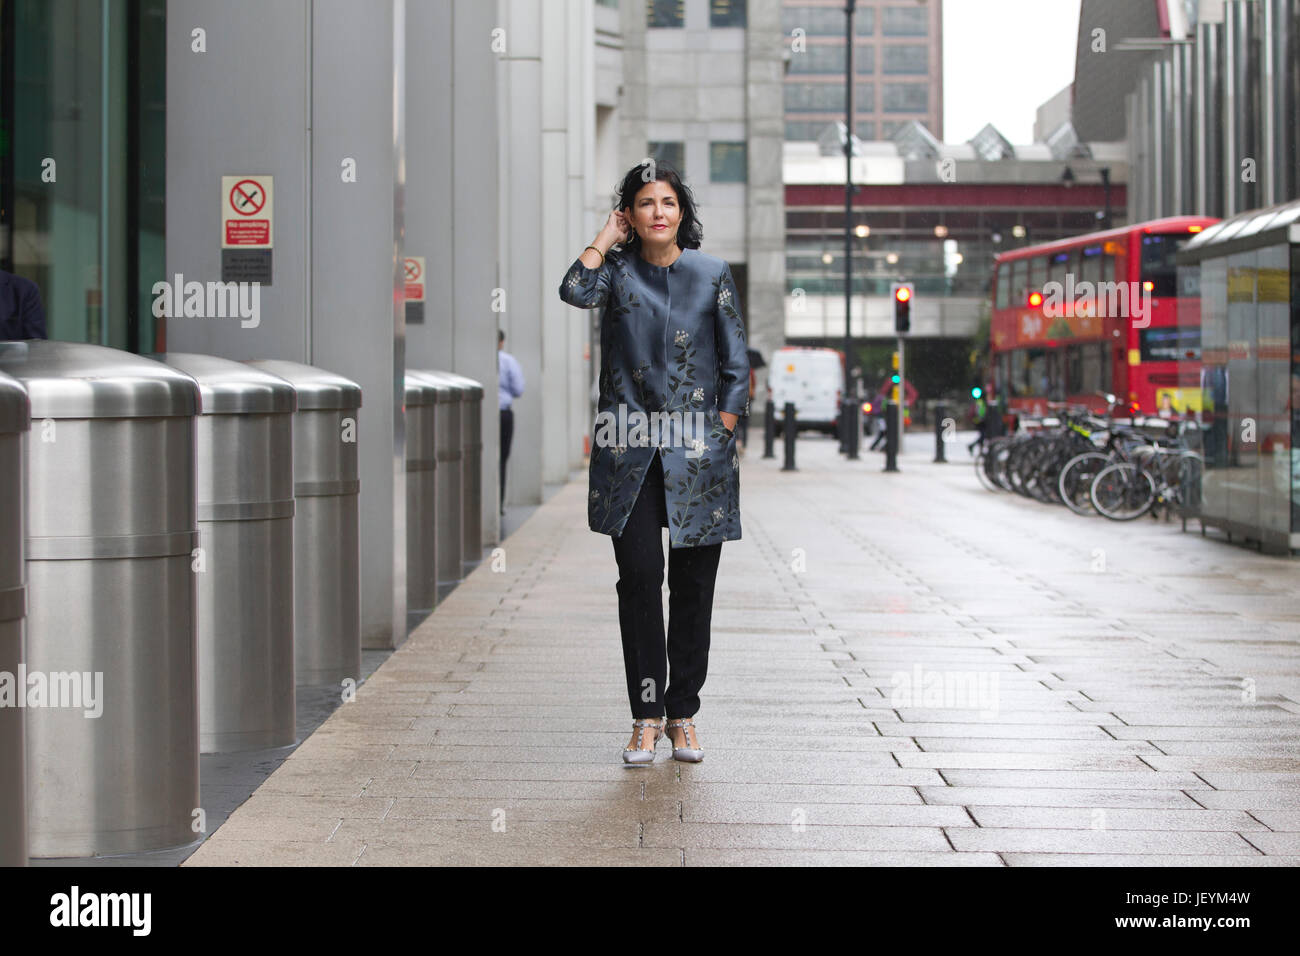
[221, 175, 273, 248]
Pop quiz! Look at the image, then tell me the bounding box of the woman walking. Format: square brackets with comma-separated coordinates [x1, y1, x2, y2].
[559, 161, 749, 765]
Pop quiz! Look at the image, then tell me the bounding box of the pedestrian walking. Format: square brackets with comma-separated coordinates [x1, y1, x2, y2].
[559, 160, 749, 765]
[498, 330, 524, 516]
[967, 388, 988, 455]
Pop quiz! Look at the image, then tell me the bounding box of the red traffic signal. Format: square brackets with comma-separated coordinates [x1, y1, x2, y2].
[1028, 291, 1044, 308]
[890, 282, 914, 333]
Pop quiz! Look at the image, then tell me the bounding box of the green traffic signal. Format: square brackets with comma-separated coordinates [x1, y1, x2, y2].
[971, 387, 983, 399]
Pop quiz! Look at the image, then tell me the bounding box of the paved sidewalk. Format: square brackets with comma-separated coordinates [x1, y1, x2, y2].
[185, 432, 1300, 866]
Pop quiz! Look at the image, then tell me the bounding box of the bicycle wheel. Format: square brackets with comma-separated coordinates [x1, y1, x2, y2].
[974, 448, 1000, 492]
[1090, 461, 1155, 520]
[1058, 452, 1111, 516]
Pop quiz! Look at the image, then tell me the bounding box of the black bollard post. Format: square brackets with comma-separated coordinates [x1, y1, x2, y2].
[837, 399, 847, 453]
[846, 398, 860, 460]
[884, 400, 899, 473]
[934, 401, 947, 463]
[763, 399, 775, 459]
[781, 401, 797, 471]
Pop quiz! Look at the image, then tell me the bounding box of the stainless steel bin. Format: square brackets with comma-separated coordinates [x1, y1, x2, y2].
[158, 354, 296, 753]
[413, 371, 462, 600]
[247, 360, 362, 686]
[432, 372, 484, 573]
[0, 341, 201, 857]
[404, 372, 440, 625]
[0, 370, 29, 866]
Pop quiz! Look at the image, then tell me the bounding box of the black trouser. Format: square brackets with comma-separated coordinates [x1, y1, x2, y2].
[611, 450, 722, 720]
[499, 407, 514, 513]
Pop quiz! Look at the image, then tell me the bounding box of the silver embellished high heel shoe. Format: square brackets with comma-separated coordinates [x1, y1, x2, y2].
[665, 718, 704, 762]
[622, 717, 665, 765]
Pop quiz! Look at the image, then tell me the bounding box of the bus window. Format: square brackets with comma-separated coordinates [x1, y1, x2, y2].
[1139, 233, 1191, 297]
[1009, 259, 1025, 303]
[1081, 244, 1103, 286]
[1027, 348, 1048, 397]
[1025, 255, 1043, 294]
[1066, 345, 1083, 394]
[1047, 351, 1064, 401]
[1047, 250, 1071, 289]
[995, 265, 1010, 309]
[1009, 349, 1029, 396]
[1082, 343, 1104, 394]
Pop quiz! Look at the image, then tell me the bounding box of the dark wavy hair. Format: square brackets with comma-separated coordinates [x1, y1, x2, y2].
[611, 159, 703, 255]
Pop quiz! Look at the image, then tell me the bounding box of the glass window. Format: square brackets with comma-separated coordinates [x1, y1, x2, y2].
[1140, 232, 1192, 297]
[882, 6, 928, 36]
[995, 265, 1010, 310]
[4, 0, 167, 351]
[854, 83, 874, 110]
[790, 43, 843, 73]
[782, 6, 874, 36]
[1065, 345, 1082, 394]
[855, 44, 875, 73]
[710, 0, 746, 27]
[648, 141, 685, 178]
[882, 82, 928, 113]
[882, 44, 928, 74]
[784, 82, 846, 112]
[709, 142, 746, 182]
[647, 0, 684, 28]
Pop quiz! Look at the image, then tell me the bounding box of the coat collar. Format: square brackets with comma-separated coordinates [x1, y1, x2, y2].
[630, 246, 691, 275]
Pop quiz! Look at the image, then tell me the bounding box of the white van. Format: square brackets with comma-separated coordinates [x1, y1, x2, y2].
[767, 347, 845, 435]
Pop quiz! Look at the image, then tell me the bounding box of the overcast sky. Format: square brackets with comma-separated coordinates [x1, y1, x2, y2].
[942, 0, 1083, 144]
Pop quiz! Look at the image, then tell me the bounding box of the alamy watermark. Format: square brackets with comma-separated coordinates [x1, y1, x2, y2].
[1040, 274, 1153, 329]
[593, 403, 717, 459]
[890, 664, 1000, 718]
[0, 665, 104, 718]
[152, 273, 261, 328]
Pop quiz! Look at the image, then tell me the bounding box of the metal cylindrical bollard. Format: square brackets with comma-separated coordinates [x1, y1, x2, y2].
[934, 402, 948, 463]
[159, 354, 296, 753]
[432, 372, 484, 573]
[0, 371, 29, 866]
[247, 361, 362, 686]
[413, 372, 463, 601]
[781, 401, 797, 471]
[845, 399, 860, 460]
[763, 399, 775, 459]
[885, 400, 900, 473]
[404, 372, 440, 624]
[0, 341, 201, 857]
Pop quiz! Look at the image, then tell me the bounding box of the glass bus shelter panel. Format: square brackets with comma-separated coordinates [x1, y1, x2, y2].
[1198, 258, 1230, 524]
[1256, 243, 1291, 540]
[1226, 250, 1260, 535]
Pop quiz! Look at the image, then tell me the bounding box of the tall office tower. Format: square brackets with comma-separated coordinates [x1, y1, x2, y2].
[781, 0, 944, 142]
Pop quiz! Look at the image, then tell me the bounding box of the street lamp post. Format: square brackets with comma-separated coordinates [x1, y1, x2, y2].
[842, 0, 859, 459]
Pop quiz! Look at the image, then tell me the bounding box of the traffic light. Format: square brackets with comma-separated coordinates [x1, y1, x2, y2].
[971, 386, 983, 399]
[891, 282, 913, 334]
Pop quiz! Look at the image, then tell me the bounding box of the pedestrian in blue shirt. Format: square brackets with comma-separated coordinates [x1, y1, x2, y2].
[498, 330, 525, 517]
[560, 160, 749, 766]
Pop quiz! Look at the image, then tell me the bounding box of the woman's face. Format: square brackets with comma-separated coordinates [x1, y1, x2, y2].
[626, 179, 681, 248]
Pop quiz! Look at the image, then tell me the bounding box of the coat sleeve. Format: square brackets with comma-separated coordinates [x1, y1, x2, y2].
[713, 262, 750, 417]
[559, 255, 612, 309]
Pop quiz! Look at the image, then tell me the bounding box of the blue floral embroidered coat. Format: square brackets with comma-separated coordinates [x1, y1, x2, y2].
[559, 247, 750, 548]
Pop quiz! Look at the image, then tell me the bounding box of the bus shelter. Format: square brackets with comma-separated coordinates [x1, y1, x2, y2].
[1177, 200, 1300, 554]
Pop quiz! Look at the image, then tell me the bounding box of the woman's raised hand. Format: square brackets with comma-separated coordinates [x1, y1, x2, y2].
[596, 209, 632, 250]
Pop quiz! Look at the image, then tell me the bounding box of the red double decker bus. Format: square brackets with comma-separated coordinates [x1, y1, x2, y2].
[988, 216, 1219, 418]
